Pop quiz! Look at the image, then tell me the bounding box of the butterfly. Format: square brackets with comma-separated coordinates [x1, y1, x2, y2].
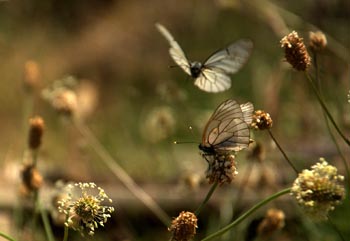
[199, 99, 254, 157]
[156, 23, 253, 93]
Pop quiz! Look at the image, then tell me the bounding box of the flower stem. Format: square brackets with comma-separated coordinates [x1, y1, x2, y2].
[195, 182, 218, 216]
[63, 226, 69, 241]
[327, 217, 346, 241]
[0, 232, 16, 241]
[311, 53, 350, 186]
[267, 129, 299, 174]
[72, 118, 171, 226]
[305, 72, 350, 147]
[39, 202, 55, 241]
[201, 188, 291, 241]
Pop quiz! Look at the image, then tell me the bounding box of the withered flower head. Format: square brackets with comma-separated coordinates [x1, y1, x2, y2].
[257, 208, 285, 238]
[251, 110, 273, 130]
[291, 158, 345, 221]
[204, 154, 238, 185]
[28, 116, 45, 150]
[51, 89, 78, 116]
[141, 106, 176, 143]
[41, 76, 79, 116]
[280, 31, 311, 71]
[23, 60, 41, 90]
[58, 182, 114, 236]
[247, 142, 266, 162]
[169, 211, 198, 241]
[20, 164, 43, 194]
[309, 31, 327, 52]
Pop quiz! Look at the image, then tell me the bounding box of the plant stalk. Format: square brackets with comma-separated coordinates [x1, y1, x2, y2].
[195, 182, 218, 216]
[72, 118, 171, 226]
[201, 188, 291, 241]
[267, 129, 298, 174]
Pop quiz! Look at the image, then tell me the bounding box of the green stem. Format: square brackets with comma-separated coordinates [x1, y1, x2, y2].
[201, 188, 291, 241]
[32, 150, 39, 167]
[327, 217, 346, 241]
[322, 111, 350, 182]
[62, 226, 69, 241]
[39, 202, 55, 241]
[72, 118, 171, 226]
[195, 182, 218, 216]
[305, 73, 350, 147]
[311, 52, 350, 186]
[30, 190, 39, 239]
[267, 129, 299, 174]
[0, 232, 17, 241]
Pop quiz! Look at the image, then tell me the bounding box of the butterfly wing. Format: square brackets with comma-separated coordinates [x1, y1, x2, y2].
[208, 118, 250, 152]
[194, 39, 253, 93]
[204, 39, 253, 74]
[156, 23, 191, 75]
[194, 69, 231, 93]
[240, 102, 254, 125]
[201, 99, 251, 152]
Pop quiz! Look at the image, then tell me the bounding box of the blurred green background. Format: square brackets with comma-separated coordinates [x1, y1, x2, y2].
[0, 0, 349, 240]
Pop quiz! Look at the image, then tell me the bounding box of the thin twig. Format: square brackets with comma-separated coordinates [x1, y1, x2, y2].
[195, 182, 218, 216]
[305, 73, 350, 147]
[267, 129, 299, 174]
[73, 118, 171, 226]
[312, 52, 350, 185]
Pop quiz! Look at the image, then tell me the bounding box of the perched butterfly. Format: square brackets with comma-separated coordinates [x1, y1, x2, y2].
[199, 99, 254, 157]
[156, 23, 253, 93]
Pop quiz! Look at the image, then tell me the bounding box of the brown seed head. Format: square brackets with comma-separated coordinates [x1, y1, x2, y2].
[169, 211, 198, 241]
[23, 60, 41, 90]
[309, 31, 327, 52]
[21, 164, 43, 193]
[204, 154, 238, 185]
[28, 116, 45, 150]
[251, 110, 273, 130]
[257, 208, 285, 238]
[280, 31, 311, 71]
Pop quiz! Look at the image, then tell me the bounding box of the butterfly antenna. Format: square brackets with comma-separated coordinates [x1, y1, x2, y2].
[174, 140, 196, 144]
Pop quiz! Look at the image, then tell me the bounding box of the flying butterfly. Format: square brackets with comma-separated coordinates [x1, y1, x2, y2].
[199, 99, 254, 157]
[156, 23, 253, 93]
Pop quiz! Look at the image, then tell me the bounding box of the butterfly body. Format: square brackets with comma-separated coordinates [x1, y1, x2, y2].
[198, 143, 215, 155]
[156, 23, 253, 93]
[190, 61, 203, 78]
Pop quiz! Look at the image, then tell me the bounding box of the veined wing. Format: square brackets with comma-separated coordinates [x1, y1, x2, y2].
[204, 39, 253, 74]
[155, 23, 191, 75]
[202, 99, 247, 146]
[240, 102, 254, 125]
[194, 68, 231, 93]
[206, 118, 250, 152]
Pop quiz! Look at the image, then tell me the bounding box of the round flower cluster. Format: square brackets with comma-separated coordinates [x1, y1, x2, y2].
[291, 158, 345, 221]
[58, 182, 115, 236]
[251, 110, 273, 130]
